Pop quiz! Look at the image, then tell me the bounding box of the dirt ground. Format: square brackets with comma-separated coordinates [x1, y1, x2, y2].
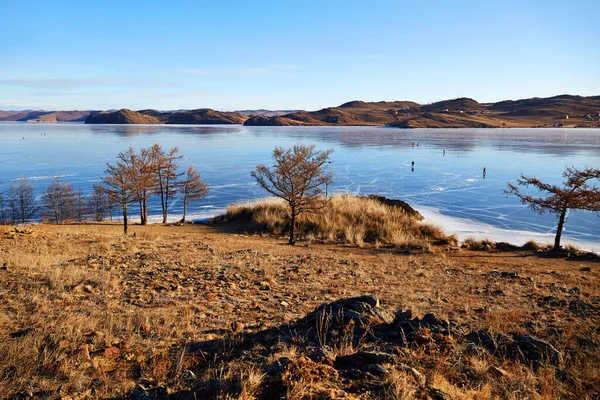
[0, 223, 598, 399]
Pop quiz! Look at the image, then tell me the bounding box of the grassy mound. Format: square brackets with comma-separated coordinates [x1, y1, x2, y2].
[219, 195, 456, 251]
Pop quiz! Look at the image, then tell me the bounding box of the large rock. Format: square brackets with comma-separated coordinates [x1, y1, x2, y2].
[366, 195, 423, 220]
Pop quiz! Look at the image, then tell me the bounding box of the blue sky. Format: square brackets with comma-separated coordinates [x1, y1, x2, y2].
[0, 0, 598, 111]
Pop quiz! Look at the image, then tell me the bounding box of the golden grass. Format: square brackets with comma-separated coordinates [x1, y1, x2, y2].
[0, 224, 598, 398]
[223, 195, 456, 251]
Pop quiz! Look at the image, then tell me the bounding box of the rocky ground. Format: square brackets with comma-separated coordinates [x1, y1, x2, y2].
[0, 224, 598, 399]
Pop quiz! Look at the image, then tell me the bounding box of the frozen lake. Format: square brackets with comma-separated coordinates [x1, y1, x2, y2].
[1, 123, 599, 250]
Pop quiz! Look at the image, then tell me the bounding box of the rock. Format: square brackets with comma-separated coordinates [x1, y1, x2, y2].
[511, 334, 563, 367]
[364, 363, 388, 376]
[427, 386, 452, 400]
[500, 271, 519, 279]
[366, 195, 423, 220]
[334, 351, 394, 370]
[393, 309, 413, 323]
[306, 295, 390, 329]
[265, 357, 292, 376]
[466, 329, 563, 368]
[568, 287, 581, 295]
[421, 313, 449, 328]
[103, 346, 121, 357]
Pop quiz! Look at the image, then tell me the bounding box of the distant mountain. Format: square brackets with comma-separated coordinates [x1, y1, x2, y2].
[235, 109, 303, 117]
[160, 109, 246, 124]
[244, 115, 295, 126]
[0, 110, 91, 122]
[243, 95, 600, 128]
[3, 94, 599, 128]
[85, 109, 161, 124]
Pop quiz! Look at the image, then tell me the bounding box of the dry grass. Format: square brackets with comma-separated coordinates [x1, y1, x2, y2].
[222, 195, 456, 251]
[0, 223, 598, 398]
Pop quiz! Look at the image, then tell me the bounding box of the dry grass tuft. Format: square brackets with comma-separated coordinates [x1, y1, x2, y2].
[222, 194, 454, 251]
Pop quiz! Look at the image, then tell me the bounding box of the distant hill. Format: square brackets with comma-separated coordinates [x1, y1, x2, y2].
[244, 115, 295, 126]
[0, 110, 91, 122]
[161, 109, 246, 125]
[85, 109, 161, 124]
[84, 108, 248, 125]
[3, 95, 600, 128]
[243, 95, 600, 128]
[235, 109, 303, 117]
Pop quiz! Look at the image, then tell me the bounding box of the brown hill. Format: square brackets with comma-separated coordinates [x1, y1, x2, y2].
[163, 109, 246, 125]
[234, 109, 303, 117]
[84, 109, 161, 124]
[0, 110, 91, 122]
[243, 115, 295, 126]
[244, 95, 600, 128]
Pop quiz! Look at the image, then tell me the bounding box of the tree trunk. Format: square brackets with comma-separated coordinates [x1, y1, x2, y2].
[138, 200, 144, 225]
[142, 197, 148, 226]
[553, 206, 568, 251]
[289, 207, 296, 245]
[182, 194, 187, 223]
[162, 180, 169, 224]
[123, 203, 128, 236]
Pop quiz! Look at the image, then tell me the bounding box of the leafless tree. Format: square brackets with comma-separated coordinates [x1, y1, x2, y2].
[505, 166, 600, 251]
[180, 165, 209, 223]
[88, 184, 109, 222]
[150, 145, 183, 223]
[251, 144, 333, 244]
[9, 177, 37, 224]
[74, 188, 87, 223]
[103, 149, 137, 235]
[132, 147, 158, 225]
[41, 177, 75, 224]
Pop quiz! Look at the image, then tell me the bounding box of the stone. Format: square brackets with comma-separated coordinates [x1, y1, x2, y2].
[511, 334, 564, 367]
[103, 346, 121, 357]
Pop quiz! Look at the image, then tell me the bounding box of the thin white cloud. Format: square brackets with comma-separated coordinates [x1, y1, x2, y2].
[170, 64, 299, 77]
[226, 67, 269, 76]
[170, 69, 216, 76]
[0, 77, 179, 90]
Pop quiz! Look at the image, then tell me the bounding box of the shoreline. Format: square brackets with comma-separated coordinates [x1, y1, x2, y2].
[415, 204, 599, 253]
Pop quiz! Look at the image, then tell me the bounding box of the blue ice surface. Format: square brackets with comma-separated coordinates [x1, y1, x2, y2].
[1, 123, 599, 248]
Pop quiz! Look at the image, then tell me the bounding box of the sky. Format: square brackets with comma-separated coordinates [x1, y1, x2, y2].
[0, 0, 598, 111]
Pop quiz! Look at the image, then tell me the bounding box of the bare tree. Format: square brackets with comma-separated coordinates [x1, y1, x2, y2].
[150, 145, 183, 223]
[103, 149, 137, 235]
[41, 177, 75, 224]
[88, 184, 109, 222]
[505, 165, 600, 251]
[251, 144, 333, 244]
[9, 177, 37, 224]
[132, 147, 158, 225]
[180, 165, 209, 223]
[74, 188, 86, 223]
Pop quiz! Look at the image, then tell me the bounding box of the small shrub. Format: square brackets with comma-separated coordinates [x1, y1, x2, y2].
[462, 237, 495, 251]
